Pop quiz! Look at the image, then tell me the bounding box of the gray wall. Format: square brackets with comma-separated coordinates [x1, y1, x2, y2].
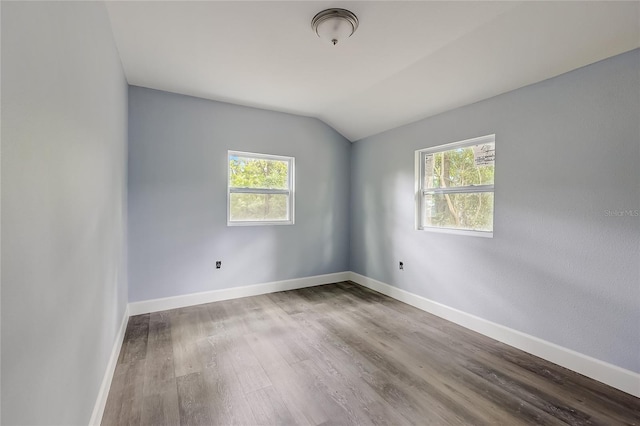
[128, 87, 350, 302]
[1, 2, 128, 425]
[350, 49, 640, 373]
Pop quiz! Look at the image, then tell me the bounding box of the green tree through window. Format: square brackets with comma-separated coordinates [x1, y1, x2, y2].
[417, 135, 495, 235]
[228, 152, 294, 224]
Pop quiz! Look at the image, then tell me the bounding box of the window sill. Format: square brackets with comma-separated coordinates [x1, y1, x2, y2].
[417, 226, 493, 238]
[228, 220, 294, 227]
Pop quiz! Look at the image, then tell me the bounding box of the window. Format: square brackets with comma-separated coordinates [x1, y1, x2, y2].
[415, 134, 495, 237]
[228, 151, 294, 225]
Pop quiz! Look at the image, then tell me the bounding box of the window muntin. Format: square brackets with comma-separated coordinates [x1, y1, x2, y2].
[416, 135, 495, 236]
[228, 151, 294, 225]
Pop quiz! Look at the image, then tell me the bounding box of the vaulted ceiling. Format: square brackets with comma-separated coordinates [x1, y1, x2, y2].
[105, 1, 640, 141]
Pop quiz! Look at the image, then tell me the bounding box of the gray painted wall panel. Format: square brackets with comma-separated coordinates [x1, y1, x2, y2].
[128, 87, 350, 302]
[350, 49, 640, 373]
[1, 2, 128, 424]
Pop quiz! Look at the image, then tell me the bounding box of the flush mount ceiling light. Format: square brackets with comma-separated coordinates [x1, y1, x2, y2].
[311, 8, 359, 46]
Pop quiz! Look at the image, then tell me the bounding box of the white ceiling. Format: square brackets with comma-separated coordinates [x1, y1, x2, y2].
[105, 1, 640, 142]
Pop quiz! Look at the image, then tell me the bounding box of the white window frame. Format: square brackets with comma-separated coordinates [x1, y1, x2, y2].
[227, 150, 295, 226]
[415, 134, 495, 238]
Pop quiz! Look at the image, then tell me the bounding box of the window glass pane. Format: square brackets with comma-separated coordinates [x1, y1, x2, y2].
[423, 192, 494, 231]
[230, 193, 289, 221]
[425, 142, 495, 189]
[229, 155, 289, 190]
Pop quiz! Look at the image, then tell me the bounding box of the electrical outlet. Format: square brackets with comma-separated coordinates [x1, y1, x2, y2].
[216, 261, 222, 269]
[399, 261, 404, 270]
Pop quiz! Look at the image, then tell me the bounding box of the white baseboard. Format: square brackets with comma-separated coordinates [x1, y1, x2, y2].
[128, 271, 351, 316]
[349, 271, 640, 398]
[89, 305, 130, 426]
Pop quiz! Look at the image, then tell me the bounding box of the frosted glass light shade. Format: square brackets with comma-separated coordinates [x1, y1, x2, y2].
[311, 9, 359, 46]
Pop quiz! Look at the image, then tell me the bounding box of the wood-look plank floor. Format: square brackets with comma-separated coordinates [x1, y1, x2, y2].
[102, 282, 640, 425]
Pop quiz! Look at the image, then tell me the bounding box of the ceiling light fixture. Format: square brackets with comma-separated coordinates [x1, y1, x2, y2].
[311, 8, 359, 46]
